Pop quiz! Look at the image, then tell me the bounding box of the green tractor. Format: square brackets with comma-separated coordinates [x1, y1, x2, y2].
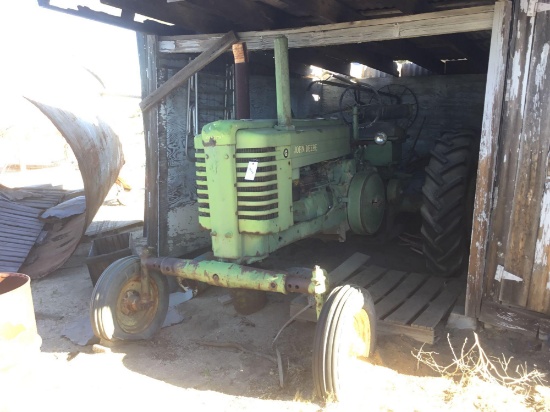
[90, 36, 477, 400]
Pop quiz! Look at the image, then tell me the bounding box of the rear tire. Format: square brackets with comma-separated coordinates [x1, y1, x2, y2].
[421, 130, 478, 277]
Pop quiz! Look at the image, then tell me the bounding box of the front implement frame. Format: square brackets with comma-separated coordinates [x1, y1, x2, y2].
[140, 248, 329, 318]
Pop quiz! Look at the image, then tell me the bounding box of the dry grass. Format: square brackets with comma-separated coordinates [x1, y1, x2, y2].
[413, 332, 548, 410]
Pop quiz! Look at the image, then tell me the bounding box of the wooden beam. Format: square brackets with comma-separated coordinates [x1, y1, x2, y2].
[140, 31, 238, 113]
[159, 5, 495, 54]
[465, 1, 512, 318]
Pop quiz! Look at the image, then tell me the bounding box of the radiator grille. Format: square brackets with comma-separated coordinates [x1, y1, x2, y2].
[195, 148, 211, 227]
[236, 148, 279, 221]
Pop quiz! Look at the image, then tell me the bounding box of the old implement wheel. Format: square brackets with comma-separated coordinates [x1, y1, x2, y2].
[230, 289, 267, 315]
[421, 130, 478, 277]
[90, 256, 169, 341]
[312, 285, 376, 401]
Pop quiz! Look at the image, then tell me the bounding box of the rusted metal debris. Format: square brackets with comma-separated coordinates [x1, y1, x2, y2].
[0, 99, 125, 279]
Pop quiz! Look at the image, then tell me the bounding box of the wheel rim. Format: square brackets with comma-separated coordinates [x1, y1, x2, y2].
[115, 276, 160, 335]
[349, 308, 371, 359]
[334, 304, 372, 398]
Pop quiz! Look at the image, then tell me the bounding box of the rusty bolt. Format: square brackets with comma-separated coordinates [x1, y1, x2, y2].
[270, 282, 277, 289]
[213, 274, 220, 282]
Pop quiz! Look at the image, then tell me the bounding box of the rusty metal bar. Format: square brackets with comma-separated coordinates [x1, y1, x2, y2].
[232, 42, 250, 119]
[142, 255, 320, 295]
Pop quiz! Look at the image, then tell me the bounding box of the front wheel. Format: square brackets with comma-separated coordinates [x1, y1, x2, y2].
[90, 256, 169, 341]
[312, 284, 376, 401]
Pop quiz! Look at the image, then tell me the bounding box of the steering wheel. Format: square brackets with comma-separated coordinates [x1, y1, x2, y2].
[338, 84, 382, 128]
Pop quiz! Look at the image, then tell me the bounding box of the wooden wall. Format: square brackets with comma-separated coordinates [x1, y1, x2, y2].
[468, 1, 550, 325]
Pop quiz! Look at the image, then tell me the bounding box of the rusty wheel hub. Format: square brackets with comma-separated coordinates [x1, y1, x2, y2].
[116, 277, 159, 335]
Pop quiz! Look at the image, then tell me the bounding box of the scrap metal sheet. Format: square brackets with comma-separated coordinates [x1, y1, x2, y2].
[19, 99, 124, 278]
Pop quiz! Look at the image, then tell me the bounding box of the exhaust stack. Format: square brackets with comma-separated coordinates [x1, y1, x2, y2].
[274, 36, 293, 129]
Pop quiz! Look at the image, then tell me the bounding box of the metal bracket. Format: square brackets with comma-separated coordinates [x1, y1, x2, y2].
[528, 0, 550, 17]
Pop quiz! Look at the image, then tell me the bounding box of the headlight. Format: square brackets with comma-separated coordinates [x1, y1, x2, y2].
[374, 132, 387, 145]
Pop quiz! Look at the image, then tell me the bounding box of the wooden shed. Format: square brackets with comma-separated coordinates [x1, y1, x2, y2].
[41, 0, 550, 337]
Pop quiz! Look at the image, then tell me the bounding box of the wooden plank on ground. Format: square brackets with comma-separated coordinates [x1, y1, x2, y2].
[412, 279, 463, 329]
[384, 277, 445, 325]
[159, 5, 494, 53]
[328, 252, 370, 286]
[140, 31, 238, 113]
[377, 320, 434, 345]
[368, 270, 407, 302]
[375, 272, 427, 319]
[345, 265, 387, 287]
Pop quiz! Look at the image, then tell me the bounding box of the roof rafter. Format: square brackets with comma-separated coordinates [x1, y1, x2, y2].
[158, 5, 495, 54]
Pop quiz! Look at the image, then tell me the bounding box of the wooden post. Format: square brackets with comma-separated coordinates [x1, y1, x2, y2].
[465, 1, 512, 318]
[140, 31, 238, 113]
[138, 34, 160, 251]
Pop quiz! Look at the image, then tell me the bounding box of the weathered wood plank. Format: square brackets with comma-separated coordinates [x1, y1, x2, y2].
[140, 33, 160, 250]
[159, 5, 494, 53]
[466, 0, 512, 318]
[0, 237, 35, 246]
[524, 12, 550, 314]
[0, 200, 41, 216]
[377, 320, 434, 345]
[0, 263, 19, 272]
[384, 277, 444, 325]
[500, 6, 548, 308]
[485, 3, 535, 304]
[412, 279, 463, 329]
[479, 299, 539, 338]
[345, 265, 387, 288]
[375, 272, 427, 319]
[327, 252, 370, 286]
[0, 247, 30, 258]
[0, 254, 27, 263]
[368, 270, 407, 302]
[141, 31, 238, 113]
[0, 224, 41, 238]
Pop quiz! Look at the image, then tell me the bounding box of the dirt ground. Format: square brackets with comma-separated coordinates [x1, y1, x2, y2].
[2, 225, 550, 412]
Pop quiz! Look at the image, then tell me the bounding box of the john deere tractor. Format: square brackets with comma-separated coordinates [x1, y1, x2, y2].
[90, 36, 477, 400]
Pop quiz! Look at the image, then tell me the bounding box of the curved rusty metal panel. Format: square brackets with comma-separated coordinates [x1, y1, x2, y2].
[26, 99, 124, 227]
[20, 98, 124, 279]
